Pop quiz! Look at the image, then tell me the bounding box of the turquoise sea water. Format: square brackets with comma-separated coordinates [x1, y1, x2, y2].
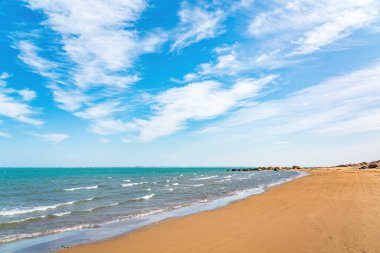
[0, 167, 304, 252]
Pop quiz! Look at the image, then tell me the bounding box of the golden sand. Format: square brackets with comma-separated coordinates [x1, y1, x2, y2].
[60, 168, 380, 253]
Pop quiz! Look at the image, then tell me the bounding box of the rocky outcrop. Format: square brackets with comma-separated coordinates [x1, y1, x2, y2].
[227, 166, 303, 172]
[336, 160, 379, 169]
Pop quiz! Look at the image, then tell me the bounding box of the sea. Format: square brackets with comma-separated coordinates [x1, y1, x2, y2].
[0, 167, 307, 252]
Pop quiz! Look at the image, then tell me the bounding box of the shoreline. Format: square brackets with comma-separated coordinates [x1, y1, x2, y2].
[60, 168, 380, 253]
[0, 170, 305, 253]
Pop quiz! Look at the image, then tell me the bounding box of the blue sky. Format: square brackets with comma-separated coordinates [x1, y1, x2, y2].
[1, 0, 380, 167]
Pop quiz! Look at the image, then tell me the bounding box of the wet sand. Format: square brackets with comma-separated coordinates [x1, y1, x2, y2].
[60, 168, 380, 253]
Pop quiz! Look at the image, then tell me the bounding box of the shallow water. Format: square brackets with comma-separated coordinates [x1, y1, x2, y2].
[0, 167, 304, 252]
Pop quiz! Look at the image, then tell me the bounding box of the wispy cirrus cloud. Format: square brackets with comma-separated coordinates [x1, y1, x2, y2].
[200, 62, 380, 139]
[248, 0, 380, 56]
[180, 0, 380, 82]
[133, 75, 277, 141]
[16, 41, 58, 79]
[35, 133, 69, 143]
[170, 2, 226, 52]
[74, 101, 135, 135]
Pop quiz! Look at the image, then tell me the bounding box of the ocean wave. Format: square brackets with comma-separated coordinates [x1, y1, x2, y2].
[167, 188, 174, 191]
[122, 179, 131, 182]
[0, 201, 76, 216]
[134, 208, 166, 218]
[52, 211, 71, 217]
[191, 184, 204, 187]
[134, 194, 155, 201]
[0, 215, 48, 228]
[121, 182, 146, 187]
[172, 183, 179, 186]
[0, 224, 98, 244]
[191, 175, 218, 180]
[122, 182, 139, 187]
[64, 186, 98, 191]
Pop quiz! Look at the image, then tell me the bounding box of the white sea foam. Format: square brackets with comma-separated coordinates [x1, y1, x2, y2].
[0, 215, 48, 225]
[53, 212, 71, 217]
[121, 182, 146, 187]
[134, 208, 166, 218]
[0, 224, 97, 244]
[64, 186, 98, 191]
[121, 183, 139, 187]
[123, 179, 131, 182]
[167, 188, 174, 191]
[135, 194, 155, 200]
[191, 184, 204, 187]
[172, 183, 179, 186]
[0, 201, 76, 216]
[191, 175, 218, 180]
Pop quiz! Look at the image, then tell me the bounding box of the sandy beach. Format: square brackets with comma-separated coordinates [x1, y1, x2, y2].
[60, 168, 380, 253]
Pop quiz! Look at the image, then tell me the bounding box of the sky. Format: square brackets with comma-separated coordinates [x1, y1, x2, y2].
[0, 0, 380, 167]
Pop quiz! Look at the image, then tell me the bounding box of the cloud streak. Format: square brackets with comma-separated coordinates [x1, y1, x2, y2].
[36, 133, 69, 143]
[134, 75, 277, 141]
[170, 2, 225, 52]
[203, 62, 380, 139]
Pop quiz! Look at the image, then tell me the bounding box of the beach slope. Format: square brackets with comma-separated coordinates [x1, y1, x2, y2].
[61, 168, 380, 253]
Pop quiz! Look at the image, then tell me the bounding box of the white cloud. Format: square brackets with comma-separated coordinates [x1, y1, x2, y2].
[0, 93, 42, 125]
[135, 75, 277, 141]
[48, 85, 89, 112]
[25, 0, 164, 89]
[20, 2, 165, 98]
[0, 73, 42, 125]
[205, 62, 380, 139]
[170, 3, 225, 52]
[179, 0, 380, 82]
[17, 41, 57, 78]
[17, 89, 37, 101]
[0, 73, 10, 79]
[18, 0, 167, 131]
[248, 0, 380, 56]
[74, 101, 135, 135]
[178, 45, 287, 82]
[36, 133, 69, 143]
